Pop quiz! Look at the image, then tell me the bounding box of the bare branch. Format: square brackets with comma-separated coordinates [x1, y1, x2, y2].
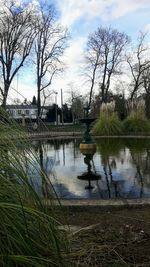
[85, 26, 129, 106]
[126, 32, 150, 100]
[0, 1, 37, 107]
[34, 4, 68, 118]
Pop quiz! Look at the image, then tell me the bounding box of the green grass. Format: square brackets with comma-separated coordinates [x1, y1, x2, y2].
[23, 122, 84, 133]
[0, 107, 69, 267]
[92, 113, 123, 136]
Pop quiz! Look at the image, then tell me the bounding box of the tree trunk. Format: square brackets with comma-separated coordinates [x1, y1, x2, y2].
[101, 84, 105, 103]
[105, 75, 111, 103]
[37, 87, 41, 120]
[130, 88, 136, 101]
[130, 80, 139, 101]
[1, 83, 9, 108]
[145, 92, 150, 119]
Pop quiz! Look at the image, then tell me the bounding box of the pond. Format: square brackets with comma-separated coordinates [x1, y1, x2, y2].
[32, 138, 150, 199]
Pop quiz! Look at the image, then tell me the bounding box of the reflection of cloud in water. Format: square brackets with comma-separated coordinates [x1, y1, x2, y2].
[53, 183, 83, 199]
[49, 167, 88, 198]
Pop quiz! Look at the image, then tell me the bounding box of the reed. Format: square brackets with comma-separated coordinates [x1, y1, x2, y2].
[0, 107, 69, 267]
[92, 102, 123, 135]
[123, 110, 150, 134]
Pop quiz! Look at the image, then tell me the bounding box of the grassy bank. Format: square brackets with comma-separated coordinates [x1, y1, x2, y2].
[23, 123, 85, 133]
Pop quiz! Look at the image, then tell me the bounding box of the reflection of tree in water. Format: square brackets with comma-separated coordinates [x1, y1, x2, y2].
[36, 140, 85, 199]
[47, 138, 81, 150]
[97, 138, 125, 161]
[126, 139, 150, 197]
[125, 139, 150, 197]
[103, 159, 120, 198]
[38, 141, 56, 198]
[32, 138, 83, 166]
[72, 139, 82, 159]
[144, 150, 150, 175]
[97, 139, 125, 198]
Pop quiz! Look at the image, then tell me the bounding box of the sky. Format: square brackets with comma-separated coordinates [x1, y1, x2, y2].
[9, 0, 150, 105]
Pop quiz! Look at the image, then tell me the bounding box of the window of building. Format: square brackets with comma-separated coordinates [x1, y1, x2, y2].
[9, 110, 14, 116]
[18, 110, 22, 115]
[32, 109, 37, 115]
[26, 110, 29, 115]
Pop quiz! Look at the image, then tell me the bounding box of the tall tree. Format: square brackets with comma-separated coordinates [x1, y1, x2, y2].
[126, 32, 150, 101]
[142, 65, 150, 118]
[35, 4, 68, 119]
[85, 27, 129, 112]
[0, 1, 36, 107]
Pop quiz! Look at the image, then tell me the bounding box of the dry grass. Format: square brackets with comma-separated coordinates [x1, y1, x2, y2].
[58, 206, 150, 267]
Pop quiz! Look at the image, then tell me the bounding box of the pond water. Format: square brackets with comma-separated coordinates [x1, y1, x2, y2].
[32, 138, 150, 199]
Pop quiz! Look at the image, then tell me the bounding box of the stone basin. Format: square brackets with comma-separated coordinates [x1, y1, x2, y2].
[78, 172, 101, 181]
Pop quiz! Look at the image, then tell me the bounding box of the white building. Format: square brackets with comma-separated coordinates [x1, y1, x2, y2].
[6, 105, 49, 120]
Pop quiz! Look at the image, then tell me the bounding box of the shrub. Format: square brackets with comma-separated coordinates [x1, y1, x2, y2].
[123, 111, 150, 134]
[92, 112, 123, 136]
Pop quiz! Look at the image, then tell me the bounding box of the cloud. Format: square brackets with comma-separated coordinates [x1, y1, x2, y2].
[50, 37, 87, 97]
[56, 0, 150, 27]
[144, 23, 150, 33]
[7, 0, 150, 105]
[62, 37, 86, 69]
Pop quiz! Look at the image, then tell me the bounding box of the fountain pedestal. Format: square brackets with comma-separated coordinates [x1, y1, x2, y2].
[80, 118, 96, 152]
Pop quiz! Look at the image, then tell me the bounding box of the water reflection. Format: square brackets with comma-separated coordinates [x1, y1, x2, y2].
[78, 152, 101, 191]
[31, 138, 150, 199]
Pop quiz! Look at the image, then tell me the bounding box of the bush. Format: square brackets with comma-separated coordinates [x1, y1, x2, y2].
[92, 112, 123, 136]
[123, 111, 150, 134]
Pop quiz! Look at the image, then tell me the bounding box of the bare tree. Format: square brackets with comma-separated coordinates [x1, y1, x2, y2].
[85, 35, 101, 115]
[35, 4, 68, 119]
[141, 65, 150, 118]
[85, 27, 129, 112]
[66, 85, 84, 122]
[0, 1, 36, 107]
[40, 89, 56, 118]
[126, 32, 150, 101]
[142, 65, 150, 94]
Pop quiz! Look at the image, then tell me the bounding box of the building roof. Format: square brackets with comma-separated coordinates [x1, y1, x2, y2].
[6, 104, 53, 110]
[6, 105, 37, 109]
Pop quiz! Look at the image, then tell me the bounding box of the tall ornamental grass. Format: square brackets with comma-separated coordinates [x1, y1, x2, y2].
[0, 107, 69, 267]
[124, 99, 150, 134]
[92, 102, 123, 135]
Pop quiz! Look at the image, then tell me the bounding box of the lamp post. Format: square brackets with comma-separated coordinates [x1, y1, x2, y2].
[61, 88, 64, 125]
[71, 95, 82, 135]
[54, 92, 58, 126]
